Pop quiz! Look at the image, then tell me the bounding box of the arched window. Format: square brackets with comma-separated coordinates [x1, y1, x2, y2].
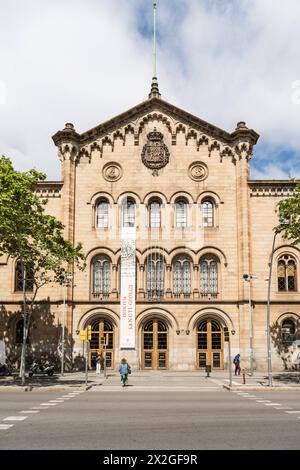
[202, 200, 214, 227]
[200, 257, 218, 295]
[92, 256, 111, 295]
[15, 261, 34, 292]
[146, 253, 164, 299]
[277, 255, 297, 292]
[281, 318, 296, 345]
[122, 198, 135, 227]
[173, 255, 191, 295]
[149, 199, 161, 228]
[96, 199, 109, 228]
[15, 319, 29, 344]
[175, 199, 188, 228]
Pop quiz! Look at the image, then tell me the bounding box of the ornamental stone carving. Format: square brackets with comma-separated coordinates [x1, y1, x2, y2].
[102, 162, 123, 182]
[141, 128, 170, 173]
[188, 162, 208, 182]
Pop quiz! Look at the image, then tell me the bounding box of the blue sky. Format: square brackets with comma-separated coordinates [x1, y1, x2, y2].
[0, 0, 299, 180]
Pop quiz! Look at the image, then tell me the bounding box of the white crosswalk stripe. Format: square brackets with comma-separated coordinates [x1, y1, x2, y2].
[0, 424, 14, 430]
[91, 386, 220, 392]
[3, 416, 28, 421]
[19, 410, 40, 414]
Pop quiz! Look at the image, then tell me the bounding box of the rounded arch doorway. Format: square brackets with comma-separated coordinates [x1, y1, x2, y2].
[89, 318, 114, 369]
[196, 318, 223, 369]
[142, 318, 169, 370]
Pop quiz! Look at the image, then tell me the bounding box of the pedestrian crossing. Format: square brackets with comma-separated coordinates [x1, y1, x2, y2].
[90, 385, 221, 392]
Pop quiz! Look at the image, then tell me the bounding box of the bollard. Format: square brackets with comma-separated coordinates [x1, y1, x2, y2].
[242, 368, 246, 384]
[205, 364, 211, 378]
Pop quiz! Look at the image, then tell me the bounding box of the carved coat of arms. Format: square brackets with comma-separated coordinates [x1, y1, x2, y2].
[141, 128, 170, 172]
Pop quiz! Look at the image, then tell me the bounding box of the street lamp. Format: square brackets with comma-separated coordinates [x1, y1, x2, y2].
[243, 273, 257, 376]
[60, 271, 73, 376]
[266, 217, 289, 387]
[266, 228, 284, 387]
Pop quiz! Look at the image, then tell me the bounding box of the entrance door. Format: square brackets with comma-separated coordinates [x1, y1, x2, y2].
[142, 319, 168, 369]
[197, 319, 223, 369]
[89, 319, 114, 369]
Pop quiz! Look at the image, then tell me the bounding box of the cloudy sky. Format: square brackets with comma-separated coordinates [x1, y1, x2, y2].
[0, 0, 299, 180]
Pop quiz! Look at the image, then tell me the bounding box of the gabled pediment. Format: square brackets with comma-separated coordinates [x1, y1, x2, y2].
[52, 96, 259, 151]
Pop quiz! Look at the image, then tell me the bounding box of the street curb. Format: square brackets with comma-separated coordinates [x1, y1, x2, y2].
[0, 386, 88, 392]
[223, 385, 300, 391]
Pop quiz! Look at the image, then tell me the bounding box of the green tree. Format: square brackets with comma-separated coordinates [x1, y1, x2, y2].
[0, 156, 85, 385]
[277, 181, 300, 244]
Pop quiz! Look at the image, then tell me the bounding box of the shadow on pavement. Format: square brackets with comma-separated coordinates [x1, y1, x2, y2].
[0, 373, 88, 388]
[271, 373, 300, 384]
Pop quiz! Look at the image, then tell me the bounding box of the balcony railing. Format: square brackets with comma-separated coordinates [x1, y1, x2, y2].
[90, 291, 219, 301]
[147, 289, 164, 301]
[91, 292, 111, 300]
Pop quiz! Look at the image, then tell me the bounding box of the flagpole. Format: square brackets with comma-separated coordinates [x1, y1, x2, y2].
[149, 1, 160, 98]
[153, 1, 157, 79]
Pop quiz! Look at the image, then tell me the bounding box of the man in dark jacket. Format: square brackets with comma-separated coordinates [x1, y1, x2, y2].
[233, 354, 241, 376]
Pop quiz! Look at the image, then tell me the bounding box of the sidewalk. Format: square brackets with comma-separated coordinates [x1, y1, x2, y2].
[1, 369, 300, 392]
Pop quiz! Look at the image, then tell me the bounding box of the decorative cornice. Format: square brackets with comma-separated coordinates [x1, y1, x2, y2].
[249, 180, 297, 197]
[52, 98, 260, 149]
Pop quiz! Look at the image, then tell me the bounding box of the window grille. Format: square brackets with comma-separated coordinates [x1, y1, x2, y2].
[202, 200, 214, 227]
[92, 256, 111, 294]
[281, 319, 296, 345]
[200, 258, 218, 294]
[96, 200, 109, 228]
[15, 261, 34, 292]
[277, 255, 297, 292]
[122, 199, 135, 227]
[147, 252, 164, 300]
[150, 201, 161, 228]
[175, 200, 187, 228]
[173, 256, 191, 294]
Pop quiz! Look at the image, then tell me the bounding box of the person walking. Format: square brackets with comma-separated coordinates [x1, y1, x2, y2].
[95, 352, 101, 374]
[233, 353, 241, 376]
[118, 357, 131, 387]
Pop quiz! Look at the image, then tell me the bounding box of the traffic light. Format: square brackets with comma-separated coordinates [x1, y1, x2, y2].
[87, 325, 92, 341]
[80, 330, 87, 341]
[224, 327, 229, 342]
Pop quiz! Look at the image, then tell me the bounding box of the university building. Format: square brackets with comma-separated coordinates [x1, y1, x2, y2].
[1, 82, 299, 372]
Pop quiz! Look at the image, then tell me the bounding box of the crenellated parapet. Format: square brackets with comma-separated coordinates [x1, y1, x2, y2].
[35, 182, 63, 198]
[249, 180, 297, 197]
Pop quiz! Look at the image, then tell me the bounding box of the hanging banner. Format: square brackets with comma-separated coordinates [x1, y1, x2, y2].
[120, 226, 136, 348]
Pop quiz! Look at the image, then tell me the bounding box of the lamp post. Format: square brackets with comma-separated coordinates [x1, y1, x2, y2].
[243, 273, 257, 376]
[61, 272, 73, 376]
[266, 229, 282, 387]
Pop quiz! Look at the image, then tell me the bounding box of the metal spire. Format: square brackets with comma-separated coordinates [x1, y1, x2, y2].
[149, 0, 161, 98]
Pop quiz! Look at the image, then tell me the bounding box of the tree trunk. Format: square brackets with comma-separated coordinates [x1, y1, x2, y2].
[19, 261, 27, 386]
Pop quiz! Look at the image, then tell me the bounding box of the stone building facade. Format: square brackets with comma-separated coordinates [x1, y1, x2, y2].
[1, 90, 299, 372]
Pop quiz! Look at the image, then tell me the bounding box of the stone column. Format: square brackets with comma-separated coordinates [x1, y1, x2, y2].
[111, 264, 118, 299]
[165, 264, 172, 298]
[138, 264, 145, 299]
[193, 264, 200, 298]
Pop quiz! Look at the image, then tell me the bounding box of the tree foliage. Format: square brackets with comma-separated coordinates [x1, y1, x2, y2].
[277, 182, 300, 244]
[0, 156, 85, 379]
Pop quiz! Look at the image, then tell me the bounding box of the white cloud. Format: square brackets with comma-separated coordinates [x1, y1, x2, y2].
[0, 0, 299, 179]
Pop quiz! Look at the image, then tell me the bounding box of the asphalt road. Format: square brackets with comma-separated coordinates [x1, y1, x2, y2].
[0, 385, 300, 450]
